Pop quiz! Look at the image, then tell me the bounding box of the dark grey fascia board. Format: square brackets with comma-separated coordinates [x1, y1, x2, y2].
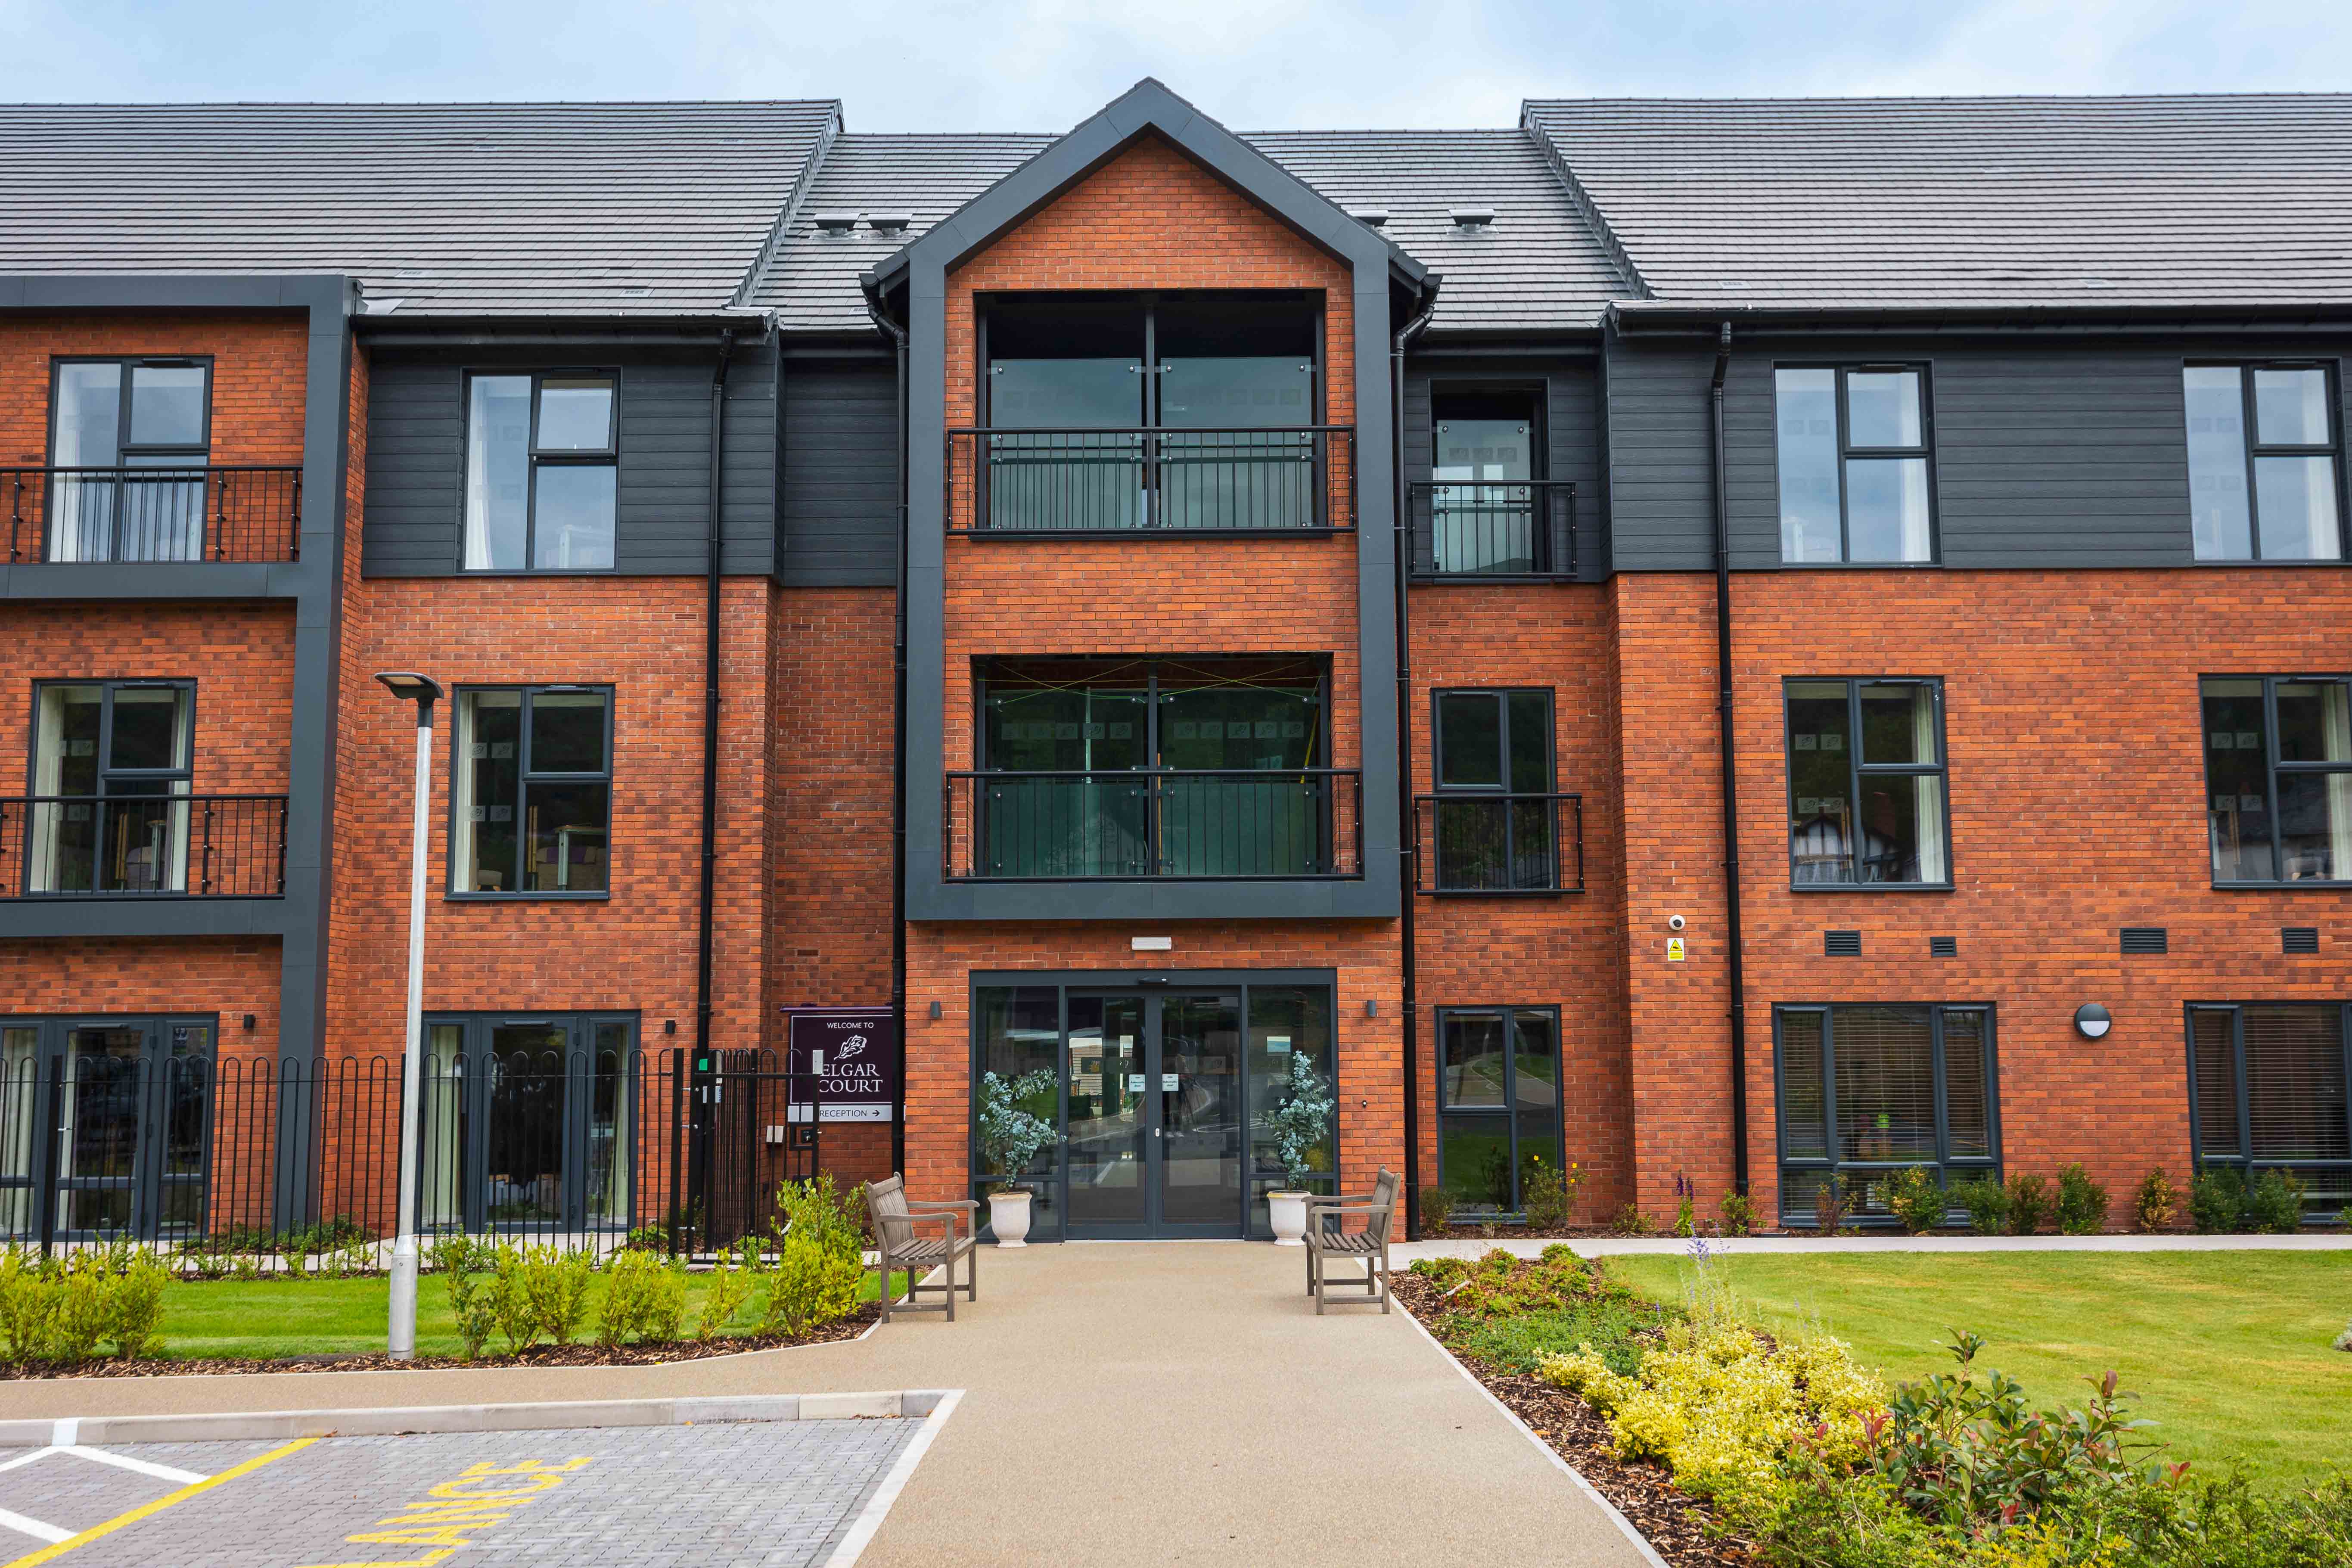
[0, 899, 295, 942]
[969, 965, 1339, 988]
[0, 273, 349, 314]
[0, 563, 285, 601]
[1607, 299, 2352, 337]
[776, 333, 894, 360]
[917, 876, 1399, 922]
[357, 313, 774, 348]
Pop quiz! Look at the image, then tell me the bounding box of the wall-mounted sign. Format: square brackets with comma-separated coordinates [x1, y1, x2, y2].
[1665, 937, 1687, 963]
[783, 1008, 899, 1123]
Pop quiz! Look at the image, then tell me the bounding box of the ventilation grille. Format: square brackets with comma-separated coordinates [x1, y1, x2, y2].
[2284, 927, 2320, 955]
[2120, 927, 2169, 956]
[1824, 930, 1863, 957]
[1929, 936, 1958, 957]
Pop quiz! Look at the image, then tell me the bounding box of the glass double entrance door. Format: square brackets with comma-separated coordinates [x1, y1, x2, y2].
[1064, 992, 1243, 1236]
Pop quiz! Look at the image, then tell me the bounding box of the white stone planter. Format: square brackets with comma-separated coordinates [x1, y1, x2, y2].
[1268, 1190, 1311, 1246]
[988, 1189, 1033, 1248]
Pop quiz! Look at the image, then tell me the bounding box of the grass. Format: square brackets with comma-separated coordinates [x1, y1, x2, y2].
[151, 1269, 906, 1361]
[1610, 1250, 2352, 1487]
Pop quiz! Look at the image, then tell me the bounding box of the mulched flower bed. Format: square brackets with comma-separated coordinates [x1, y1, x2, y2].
[0, 1303, 882, 1381]
[1392, 1271, 1758, 1568]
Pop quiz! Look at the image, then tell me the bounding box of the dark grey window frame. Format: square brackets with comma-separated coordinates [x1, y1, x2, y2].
[1773, 1002, 2001, 1228]
[2184, 1000, 2352, 1219]
[1782, 676, 1952, 891]
[0, 1012, 218, 1243]
[2183, 360, 2349, 564]
[1428, 686, 1566, 895]
[46, 355, 216, 469]
[22, 678, 198, 898]
[446, 683, 617, 901]
[977, 290, 1328, 433]
[1433, 1003, 1566, 1220]
[415, 1010, 640, 1234]
[1772, 361, 1941, 567]
[975, 656, 1330, 772]
[2202, 672, 2352, 888]
[457, 367, 622, 575]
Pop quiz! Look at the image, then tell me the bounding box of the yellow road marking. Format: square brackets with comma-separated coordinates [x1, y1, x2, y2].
[1, 1436, 318, 1568]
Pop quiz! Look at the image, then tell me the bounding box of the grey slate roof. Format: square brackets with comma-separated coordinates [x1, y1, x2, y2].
[0, 101, 839, 316]
[1248, 129, 1630, 330]
[1523, 94, 2352, 311]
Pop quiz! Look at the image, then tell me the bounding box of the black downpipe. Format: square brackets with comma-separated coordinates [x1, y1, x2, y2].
[1391, 274, 1441, 1240]
[1709, 323, 1750, 1198]
[692, 328, 738, 1214]
[863, 278, 912, 1177]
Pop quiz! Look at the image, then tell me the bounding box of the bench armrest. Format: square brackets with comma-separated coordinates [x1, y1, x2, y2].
[907, 1199, 980, 1213]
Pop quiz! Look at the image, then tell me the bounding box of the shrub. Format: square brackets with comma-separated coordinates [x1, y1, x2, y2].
[2246, 1169, 2305, 1233]
[2190, 1166, 2247, 1233]
[1672, 1173, 1698, 1238]
[1811, 1174, 1852, 1233]
[483, 1244, 539, 1355]
[0, 1248, 56, 1362]
[1953, 1173, 2010, 1236]
[2004, 1171, 2054, 1235]
[598, 1248, 657, 1347]
[1717, 1190, 1755, 1238]
[107, 1251, 167, 1360]
[519, 1246, 596, 1346]
[0, 1247, 168, 1365]
[2131, 1168, 2178, 1233]
[1885, 1167, 1946, 1235]
[976, 1069, 1056, 1191]
[1521, 1157, 1580, 1230]
[433, 1236, 494, 1360]
[696, 1254, 753, 1341]
[763, 1174, 867, 1336]
[1419, 1182, 1455, 1233]
[1613, 1202, 1658, 1237]
[2054, 1162, 2110, 1235]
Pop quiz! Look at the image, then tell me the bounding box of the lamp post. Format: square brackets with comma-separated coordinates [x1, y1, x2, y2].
[375, 670, 444, 1361]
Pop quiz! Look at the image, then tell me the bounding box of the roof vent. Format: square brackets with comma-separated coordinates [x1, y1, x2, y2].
[1348, 207, 1390, 228]
[813, 211, 861, 234]
[2120, 927, 2169, 956]
[866, 212, 913, 234]
[1824, 930, 1862, 958]
[1448, 207, 1497, 230]
[2284, 926, 2320, 955]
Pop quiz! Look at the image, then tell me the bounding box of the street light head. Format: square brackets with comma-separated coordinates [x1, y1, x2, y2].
[374, 671, 444, 707]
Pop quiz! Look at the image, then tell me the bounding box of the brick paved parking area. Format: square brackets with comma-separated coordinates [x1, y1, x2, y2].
[0, 1416, 929, 1568]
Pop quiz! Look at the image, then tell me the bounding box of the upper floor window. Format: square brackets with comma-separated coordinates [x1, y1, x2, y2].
[463, 373, 617, 571]
[2183, 364, 2344, 562]
[1785, 678, 1949, 887]
[27, 681, 193, 894]
[1774, 366, 1934, 564]
[47, 359, 211, 562]
[2202, 674, 2352, 885]
[451, 686, 613, 896]
[1425, 388, 1561, 576]
[1429, 689, 1563, 891]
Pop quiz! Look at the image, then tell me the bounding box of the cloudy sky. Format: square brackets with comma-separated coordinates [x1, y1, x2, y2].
[9, 0, 2350, 128]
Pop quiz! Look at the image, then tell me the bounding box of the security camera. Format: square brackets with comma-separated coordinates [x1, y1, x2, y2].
[1668, 914, 1687, 931]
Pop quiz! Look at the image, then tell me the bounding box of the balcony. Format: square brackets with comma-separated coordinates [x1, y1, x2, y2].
[1406, 481, 1576, 580]
[0, 795, 289, 898]
[946, 427, 1355, 535]
[4, 466, 302, 564]
[945, 769, 1363, 880]
[1414, 793, 1584, 894]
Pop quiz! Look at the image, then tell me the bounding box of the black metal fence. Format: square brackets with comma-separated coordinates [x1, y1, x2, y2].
[0, 1049, 822, 1263]
[947, 426, 1356, 534]
[3, 465, 302, 564]
[1406, 480, 1576, 579]
[945, 768, 1364, 879]
[1414, 793, 1585, 893]
[0, 795, 288, 899]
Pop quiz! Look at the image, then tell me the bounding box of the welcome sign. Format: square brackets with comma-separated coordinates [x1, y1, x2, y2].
[783, 1007, 899, 1123]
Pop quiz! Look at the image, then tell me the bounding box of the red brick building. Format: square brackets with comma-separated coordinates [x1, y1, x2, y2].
[0, 84, 2346, 1247]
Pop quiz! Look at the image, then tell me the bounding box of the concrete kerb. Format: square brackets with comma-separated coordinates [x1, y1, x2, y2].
[0, 1389, 959, 1448]
[1395, 1232, 2352, 1261]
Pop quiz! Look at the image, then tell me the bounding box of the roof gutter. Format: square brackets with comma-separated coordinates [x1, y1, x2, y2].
[861, 271, 913, 1181]
[1610, 299, 2352, 334]
[1709, 321, 1749, 1204]
[1391, 269, 1442, 1242]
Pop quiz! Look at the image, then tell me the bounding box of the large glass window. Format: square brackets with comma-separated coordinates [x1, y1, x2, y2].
[451, 686, 613, 895]
[1774, 365, 1935, 564]
[1429, 689, 1561, 891]
[463, 372, 618, 571]
[1437, 1007, 1563, 1218]
[1429, 388, 1547, 574]
[2189, 1003, 2351, 1218]
[0, 1016, 214, 1242]
[26, 681, 194, 895]
[1785, 679, 1948, 886]
[2202, 675, 2352, 884]
[2183, 364, 2344, 562]
[46, 358, 211, 562]
[417, 1013, 635, 1234]
[1775, 1003, 1998, 1226]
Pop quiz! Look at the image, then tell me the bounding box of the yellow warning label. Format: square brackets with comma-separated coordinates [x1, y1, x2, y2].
[1665, 937, 1686, 963]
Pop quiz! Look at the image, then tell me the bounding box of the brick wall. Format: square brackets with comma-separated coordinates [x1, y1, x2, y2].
[0, 313, 306, 470]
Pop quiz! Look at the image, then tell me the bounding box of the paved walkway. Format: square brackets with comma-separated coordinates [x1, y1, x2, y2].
[1398, 1231, 2352, 1260]
[0, 1244, 1649, 1568]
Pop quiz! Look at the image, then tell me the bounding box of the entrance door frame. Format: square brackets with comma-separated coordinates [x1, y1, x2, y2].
[417, 1011, 639, 1235]
[0, 1012, 218, 1245]
[968, 968, 1338, 1242]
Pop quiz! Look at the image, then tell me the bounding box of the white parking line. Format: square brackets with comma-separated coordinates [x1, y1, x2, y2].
[58, 1449, 207, 1486]
[0, 1509, 68, 1546]
[0, 1443, 214, 1547]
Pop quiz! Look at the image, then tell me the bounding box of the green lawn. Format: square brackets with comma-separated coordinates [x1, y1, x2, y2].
[1611, 1251, 2352, 1488]
[152, 1270, 905, 1361]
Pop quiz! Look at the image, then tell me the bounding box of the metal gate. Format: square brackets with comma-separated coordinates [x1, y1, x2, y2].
[681, 1048, 822, 1255]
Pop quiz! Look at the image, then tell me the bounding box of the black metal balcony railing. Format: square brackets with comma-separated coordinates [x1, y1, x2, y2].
[946, 427, 1355, 534]
[945, 769, 1363, 879]
[4, 466, 302, 564]
[0, 795, 289, 898]
[1407, 480, 1576, 579]
[1414, 793, 1584, 894]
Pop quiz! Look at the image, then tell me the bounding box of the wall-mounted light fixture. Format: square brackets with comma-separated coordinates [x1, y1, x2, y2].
[1365, 998, 1379, 1018]
[2074, 1003, 2113, 1040]
[929, 1000, 943, 1019]
[664, 1019, 677, 1035]
[242, 1014, 257, 1032]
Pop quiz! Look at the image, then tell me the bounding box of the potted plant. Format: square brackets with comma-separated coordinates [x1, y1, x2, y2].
[1263, 1052, 1334, 1245]
[977, 1068, 1056, 1247]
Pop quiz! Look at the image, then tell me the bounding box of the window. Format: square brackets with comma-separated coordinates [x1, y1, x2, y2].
[1775, 1003, 1997, 1226]
[1774, 366, 1935, 563]
[2182, 364, 2344, 562]
[1437, 1007, 1564, 1218]
[2189, 1003, 2351, 1218]
[463, 372, 618, 570]
[1784, 679, 1948, 887]
[47, 358, 211, 562]
[1430, 689, 1562, 891]
[1430, 388, 1549, 574]
[2202, 675, 2352, 884]
[451, 686, 613, 895]
[0, 1016, 215, 1241]
[418, 1014, 635, 1232]
[26, 681, 194, 894]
